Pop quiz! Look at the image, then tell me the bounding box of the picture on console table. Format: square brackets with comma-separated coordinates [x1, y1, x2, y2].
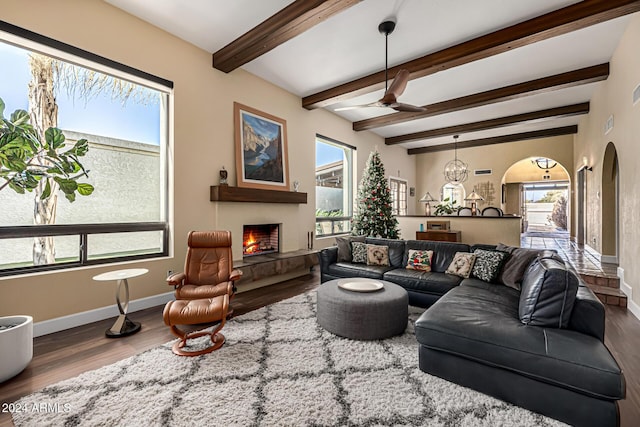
[234, 102, 289, 191]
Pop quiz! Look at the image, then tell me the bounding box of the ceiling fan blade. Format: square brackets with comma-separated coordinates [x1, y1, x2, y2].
[386, 69, 410, 99]
[390, 102, 426, 113]
[334, 102, 384, 111]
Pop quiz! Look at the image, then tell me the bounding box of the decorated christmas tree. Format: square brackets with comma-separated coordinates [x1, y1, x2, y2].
[351, 150, 400, 238]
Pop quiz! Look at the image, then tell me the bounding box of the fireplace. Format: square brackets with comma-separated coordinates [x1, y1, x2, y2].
[242, 224, 280, 257]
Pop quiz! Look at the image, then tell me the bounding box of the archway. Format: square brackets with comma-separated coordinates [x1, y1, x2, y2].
[502, 157, 571, 238]
[601, 142, 619, 263]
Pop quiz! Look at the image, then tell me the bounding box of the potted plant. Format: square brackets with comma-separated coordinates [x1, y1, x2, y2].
[434, 197, 458, 216]
[0, 315, 33, 382]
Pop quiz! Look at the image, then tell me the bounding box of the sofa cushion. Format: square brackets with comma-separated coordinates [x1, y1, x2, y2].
[366, 238, 405, 268]
[366, 244, 389, 266]
[415, 280, 624, 400]
[327, 262, 393, 280]
[445, 252, 476, 278]
[336, 235, 365, 262]
[403, 241, 471, 273]
[496, 243, 554, 290]
[383, 269, 462, 295]
[519, 257, 579, 328]
[351, 242, 368, 264]
[405, 249, 433, 272]
[471, 249, 509, 283]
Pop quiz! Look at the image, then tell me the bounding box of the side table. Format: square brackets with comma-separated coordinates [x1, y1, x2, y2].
[93, 268, 148, 337]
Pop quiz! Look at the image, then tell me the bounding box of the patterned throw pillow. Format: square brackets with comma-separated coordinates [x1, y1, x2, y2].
[446, 252, 477, 278]
[471, 249, 509, 283]
[351, 242, 368, 264]
[366, 244, 390, 266]
[405, 249, 434, 272]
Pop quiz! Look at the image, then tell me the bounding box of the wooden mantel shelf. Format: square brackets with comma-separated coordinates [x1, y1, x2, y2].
[210, 186, 307, 204]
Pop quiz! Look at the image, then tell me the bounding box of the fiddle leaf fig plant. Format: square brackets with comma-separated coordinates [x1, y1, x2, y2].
[434, 197, 458, 216]
[0, 96, 94, 201]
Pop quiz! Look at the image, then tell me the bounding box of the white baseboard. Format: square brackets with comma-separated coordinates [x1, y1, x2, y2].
[618, 266, 640, 321]
[34, 292, 174, 337]
[601, 254, 618, 264]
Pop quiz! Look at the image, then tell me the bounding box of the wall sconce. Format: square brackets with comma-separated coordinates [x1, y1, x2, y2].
[464, 188, 484, 216]
[419, 192, 437, 216]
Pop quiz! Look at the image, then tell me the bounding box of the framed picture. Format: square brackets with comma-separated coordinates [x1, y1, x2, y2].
[234, 102, 289, 191]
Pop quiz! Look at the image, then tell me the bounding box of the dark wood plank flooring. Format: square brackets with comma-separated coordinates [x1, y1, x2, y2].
[1, 271, 639, 426]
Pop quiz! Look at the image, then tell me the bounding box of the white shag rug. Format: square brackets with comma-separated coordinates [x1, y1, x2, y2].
[13, 292, 565, 426]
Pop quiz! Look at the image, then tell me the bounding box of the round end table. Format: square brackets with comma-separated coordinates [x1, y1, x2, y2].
[93, 268, 148, 338]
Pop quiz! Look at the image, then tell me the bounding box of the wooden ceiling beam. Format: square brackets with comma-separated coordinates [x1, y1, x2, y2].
[407, 126, 578, 155]
[354, 63, 608, 131]
[385, 103, 589, 145]
[302, 0, 640, 110]
[213, 0, 360, 73]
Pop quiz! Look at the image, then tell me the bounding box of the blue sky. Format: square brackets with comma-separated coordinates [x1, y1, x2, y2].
[0, 42, 160, 145]
[316, 140, 344, 167]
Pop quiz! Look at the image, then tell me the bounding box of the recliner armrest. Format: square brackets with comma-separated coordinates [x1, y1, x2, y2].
[229, 269, 243, 281]
[167, 272, 186, 287]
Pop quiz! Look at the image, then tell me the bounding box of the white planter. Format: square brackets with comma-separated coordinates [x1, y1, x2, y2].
[0, 315, 33, 383]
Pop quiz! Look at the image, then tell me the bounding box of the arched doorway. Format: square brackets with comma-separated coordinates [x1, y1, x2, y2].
[601, 142, 619, 263]
[503, 157, 571, 238]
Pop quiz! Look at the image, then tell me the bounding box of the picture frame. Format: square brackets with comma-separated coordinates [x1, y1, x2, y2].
[234, 102, 289, 191]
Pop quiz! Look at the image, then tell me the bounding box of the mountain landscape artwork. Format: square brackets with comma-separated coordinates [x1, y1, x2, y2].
[234, 103, 289, 190]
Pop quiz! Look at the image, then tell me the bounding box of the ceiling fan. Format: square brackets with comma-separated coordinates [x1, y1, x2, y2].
[335, 20, 425, 113]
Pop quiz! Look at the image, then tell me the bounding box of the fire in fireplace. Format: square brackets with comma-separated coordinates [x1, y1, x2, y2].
[243, 224, 280, 257]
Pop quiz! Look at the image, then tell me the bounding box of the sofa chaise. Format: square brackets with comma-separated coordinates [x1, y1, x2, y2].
[319, 237, 625, 427]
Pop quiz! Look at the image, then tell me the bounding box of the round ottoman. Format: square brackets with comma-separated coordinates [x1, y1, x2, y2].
[317, 278, 408, 340]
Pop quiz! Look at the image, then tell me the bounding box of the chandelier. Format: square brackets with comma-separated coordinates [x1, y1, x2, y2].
[443, 135, 468, 183]
[533, 158, 557, 170]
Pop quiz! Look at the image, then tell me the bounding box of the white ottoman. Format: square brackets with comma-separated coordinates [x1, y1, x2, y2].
[317, 278, 408, 340]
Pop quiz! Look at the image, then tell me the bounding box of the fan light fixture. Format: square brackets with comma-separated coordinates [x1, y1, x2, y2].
[444, 135, 468, 183]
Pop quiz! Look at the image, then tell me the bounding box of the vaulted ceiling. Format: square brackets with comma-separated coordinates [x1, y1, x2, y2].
[106, 0, 639, 153]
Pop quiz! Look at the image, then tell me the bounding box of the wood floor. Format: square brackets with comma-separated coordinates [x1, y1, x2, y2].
[1, 270, 639, 427]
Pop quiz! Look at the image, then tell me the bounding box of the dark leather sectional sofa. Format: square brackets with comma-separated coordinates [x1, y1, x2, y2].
[319, 237, 625, 427]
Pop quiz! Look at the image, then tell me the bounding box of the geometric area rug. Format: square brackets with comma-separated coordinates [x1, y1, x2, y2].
[13, 292, 565, 426]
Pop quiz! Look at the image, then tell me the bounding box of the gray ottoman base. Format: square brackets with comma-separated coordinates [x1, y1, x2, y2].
[317, 279, 408, 340]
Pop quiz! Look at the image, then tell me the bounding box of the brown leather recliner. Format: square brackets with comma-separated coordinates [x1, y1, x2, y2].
[167, 230, 242, 302]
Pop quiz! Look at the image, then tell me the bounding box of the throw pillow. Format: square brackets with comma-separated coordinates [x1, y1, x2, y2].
[366, 244, 390, 266]
[405, 249, 434, 272]
[471, 249, 509, 283]
[351, 242, 368, 264]
[336, 235, 365, 262]
[446, 252, 477, 278]
[519, 257, 579, 328]
[496, 243, 545, 290]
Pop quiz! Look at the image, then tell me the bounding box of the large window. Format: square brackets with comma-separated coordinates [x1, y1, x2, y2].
[315, 135, 355, 237]
[0, 22, 171, 276]
[389, 177, 408, 216]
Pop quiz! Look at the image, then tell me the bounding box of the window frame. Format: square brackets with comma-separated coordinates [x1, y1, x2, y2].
[315, 134, 355, 237]
[389, 176, 408, 216]
[0, 20, 172, 277]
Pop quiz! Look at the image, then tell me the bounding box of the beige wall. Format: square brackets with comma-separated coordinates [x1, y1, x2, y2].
[0, 0, 415, 322]
[574, 14, 640, 307]
[414, 135, 574, 214]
